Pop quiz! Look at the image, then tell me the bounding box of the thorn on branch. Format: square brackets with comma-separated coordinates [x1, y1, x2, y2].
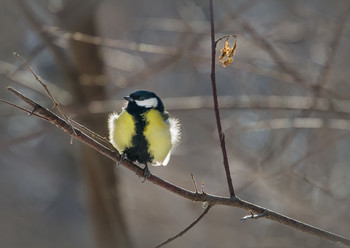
[191, 173, 199, 193]
[241, 210, 267, 223]
[29, 106, 38, 116]
[201, 181, 205, 194]
[220, 131, 225, 140]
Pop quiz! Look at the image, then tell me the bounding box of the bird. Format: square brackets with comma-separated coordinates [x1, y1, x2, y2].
[108, 90, 180, 179]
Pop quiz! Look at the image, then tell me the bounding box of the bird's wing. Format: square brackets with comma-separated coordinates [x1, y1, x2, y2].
[158, 117, 181, 166]
[169, 117, 181, 145]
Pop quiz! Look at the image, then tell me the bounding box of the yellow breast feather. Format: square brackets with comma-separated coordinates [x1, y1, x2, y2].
[143, 109, 172, 165]
[108, 110, 135, 153]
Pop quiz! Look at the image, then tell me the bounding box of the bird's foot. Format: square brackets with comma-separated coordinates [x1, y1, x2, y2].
[142, 164, 151, 183]
[117, 153, 127, 166]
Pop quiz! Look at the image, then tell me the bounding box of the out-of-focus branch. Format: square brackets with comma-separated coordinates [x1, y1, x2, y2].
[222, 2, 305, 85]
[236, 118, 350, 133]
[260, 5, 350, 166]
[0, 125, 50, 149]
[42, 25, 177, 55]
[313, 6, 350, 90]
[80, 95, 350, 116]
[15, 0, 77, 80]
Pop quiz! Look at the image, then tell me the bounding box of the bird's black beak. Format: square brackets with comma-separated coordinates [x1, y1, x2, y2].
[124, 96, 134, 102]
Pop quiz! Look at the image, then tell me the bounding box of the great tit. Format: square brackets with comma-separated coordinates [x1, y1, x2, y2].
[108, 90, 180, 178]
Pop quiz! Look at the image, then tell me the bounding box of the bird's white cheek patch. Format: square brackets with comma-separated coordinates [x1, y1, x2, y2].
[135, 98, 158, 108]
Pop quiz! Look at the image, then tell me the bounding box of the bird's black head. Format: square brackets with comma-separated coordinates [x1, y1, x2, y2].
[124, 90, 164, 115]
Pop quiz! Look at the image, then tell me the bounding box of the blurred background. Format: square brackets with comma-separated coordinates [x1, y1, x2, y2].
[1, 0, 350, 247]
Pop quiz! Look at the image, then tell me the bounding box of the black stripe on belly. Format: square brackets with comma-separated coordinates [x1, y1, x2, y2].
[124, 114, 153, 164]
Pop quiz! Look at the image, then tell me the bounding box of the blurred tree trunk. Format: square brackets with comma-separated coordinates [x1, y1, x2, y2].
[56, 1, 132, 247]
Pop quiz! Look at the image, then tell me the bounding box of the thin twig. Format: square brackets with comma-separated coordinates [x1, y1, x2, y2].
[69, 118, 113, 149]
[13, 53, 59, 108]
[13, 52, 76, 137]
[215, 34, 236, 46]
[0, 59, 71, 102]
[0, 98, 49, 121]
[3, 86, 350, 247]
[8, 44, 46, 77]
[209, 0, 235, 197]
[241, 210, 266, 223]
[155, 205, 212, 248]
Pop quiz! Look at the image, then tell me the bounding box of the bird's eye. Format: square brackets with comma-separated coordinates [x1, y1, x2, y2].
[139, 96, 145, 101]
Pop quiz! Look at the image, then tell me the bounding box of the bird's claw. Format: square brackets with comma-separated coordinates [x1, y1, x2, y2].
[117, 153, 126, 166]
[142, 164, 151, 183]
